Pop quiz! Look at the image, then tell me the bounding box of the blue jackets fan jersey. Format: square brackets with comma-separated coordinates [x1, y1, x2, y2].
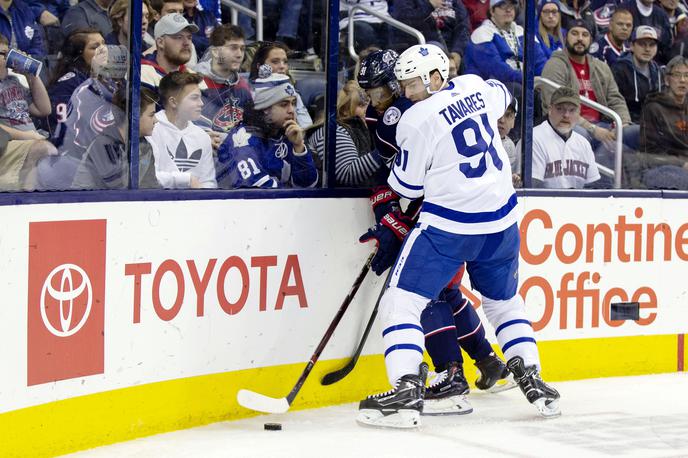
[216, 123, 318, 189]
[37, 70, 90, 137]
[389, 74, 518, 235]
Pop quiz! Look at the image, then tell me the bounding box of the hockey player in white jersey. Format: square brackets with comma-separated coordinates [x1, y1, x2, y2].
[357, 44, 560, 428]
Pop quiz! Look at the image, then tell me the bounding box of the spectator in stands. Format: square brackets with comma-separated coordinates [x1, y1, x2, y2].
[612, 25, 662, 123]
[0, 124, 56, 190]
[249, 42, 313, 128]
[590, 8, 632, 66]
[540, 20, 632, 151]
[147, 0, 199, 65]
[236, 0, 304, 49]
[306, 80, 381, 187]
[54, 44, 125, 158]
[194, 24, 252, 150]
[559, 0, 597, 37]
[216, 66, 318, 189]
[529, 86, 601, 188]
[141, 13, 197, 92]
[464, 0, 547, 85]
[537, 0, 563, 60]
[391, 0, 470, 70]
[148, 71, 216, 188]
[42, 29, 105, 137]
[499, 98, 520, 183]
[464, 0, 489, 30]
[637, 55, 688, 189]
[25, 0, 67, 27]
[62, 0, 113, 37]
[106, 0, 152, 47]
[659, 0, 688, 41]
[622, 0, 671, 63]
[0, 0, 46, 57]
[339, 0, 388, 52]
[0, 36, 50, 134]
[72, 87, 161, 189]
[182, 0, 216, 58]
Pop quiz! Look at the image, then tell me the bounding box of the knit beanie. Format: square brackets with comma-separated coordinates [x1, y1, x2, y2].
[537, 0, 560, 20]
[252, 65, 297, 110]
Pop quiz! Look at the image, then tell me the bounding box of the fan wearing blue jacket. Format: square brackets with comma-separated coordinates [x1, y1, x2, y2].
[216, 66, 318, 189]
[464, 0, 547, 84]
[0, 0, 45, 57]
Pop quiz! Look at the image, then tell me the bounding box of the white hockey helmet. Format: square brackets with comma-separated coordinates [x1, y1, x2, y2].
[394, 44, 450, 93]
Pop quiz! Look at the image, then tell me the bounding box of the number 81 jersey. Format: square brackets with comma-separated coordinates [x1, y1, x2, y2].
[389, 74, 518, 235]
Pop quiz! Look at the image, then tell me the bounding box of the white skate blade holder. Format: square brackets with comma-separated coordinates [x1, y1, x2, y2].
[533, 398, 561, 418]
[357, 409, 421, 428]
[237, 389, 290, 414]
[423, 395, 473, 416]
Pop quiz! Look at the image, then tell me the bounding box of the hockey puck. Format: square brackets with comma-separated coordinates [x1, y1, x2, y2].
[264, 422, 282, 431]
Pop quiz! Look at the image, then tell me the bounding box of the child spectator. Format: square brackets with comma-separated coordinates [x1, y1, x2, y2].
[141, 13, 198, 92]
[306, 80, 381, 187]
[249, 42, 313, 128]
[216, 66, 318, 189]
[0, 124, 56, 190]
[148, 70, 217, 188]
[72, 87, 160, 189]
[0, 35, 51, 133]
[0, 0, 45, 57]
[537, 0, 564, 60]
[193, 24, 252, 143]
[41, 29, 105, 136]
[611, 25, 662, 123]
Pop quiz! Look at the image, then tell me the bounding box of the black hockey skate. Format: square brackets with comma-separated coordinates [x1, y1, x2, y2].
[357, 363, 429, 428]
[475, 352, 517, 393]
[423, 362, 473, 415]
[507, 356, 561, 418]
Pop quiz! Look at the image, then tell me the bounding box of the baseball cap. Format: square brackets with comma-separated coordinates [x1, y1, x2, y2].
[566, 19, 592, 35]
[154, 13, 200, 39]
[490, 0, 517, 8]
[550, 86, 580, 107]
[631, 25, 658, 42]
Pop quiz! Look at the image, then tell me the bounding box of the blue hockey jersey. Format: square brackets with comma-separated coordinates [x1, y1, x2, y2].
[216, 123, 318, 189]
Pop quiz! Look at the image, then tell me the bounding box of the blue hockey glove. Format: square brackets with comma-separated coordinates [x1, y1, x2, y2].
[359, 210, 414, 275]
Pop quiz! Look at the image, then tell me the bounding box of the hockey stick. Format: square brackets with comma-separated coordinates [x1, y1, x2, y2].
[237, 251, 375, 414]
[320, 268, 391, 385]
[320, 200, 423, 386]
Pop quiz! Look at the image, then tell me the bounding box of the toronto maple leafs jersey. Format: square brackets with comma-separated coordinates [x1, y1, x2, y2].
[147, 110, 218, 188]
[216, 123, 318, 189]
[389, 74, 518, 235]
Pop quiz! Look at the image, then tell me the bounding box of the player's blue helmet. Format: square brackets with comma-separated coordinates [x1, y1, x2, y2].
[357, 49, 400, 95]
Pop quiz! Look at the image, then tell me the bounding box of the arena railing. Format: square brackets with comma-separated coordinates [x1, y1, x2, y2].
[345, 4, 425, 63]
[535, 76, 624, 189]
[221, 0, 264, 42]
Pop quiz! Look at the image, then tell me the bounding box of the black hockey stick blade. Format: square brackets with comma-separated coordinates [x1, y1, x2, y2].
[321, 268, 390, 386]
[237, 251, 375, 413]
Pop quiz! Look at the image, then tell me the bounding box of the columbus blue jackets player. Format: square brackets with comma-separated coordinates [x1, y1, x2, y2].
[357, 44, 560, 428]
[357, 50, 515, 416]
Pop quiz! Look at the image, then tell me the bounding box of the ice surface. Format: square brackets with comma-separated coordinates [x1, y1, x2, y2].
[66, 373, 688, 458]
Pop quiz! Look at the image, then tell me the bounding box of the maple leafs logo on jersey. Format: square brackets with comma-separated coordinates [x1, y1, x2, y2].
[232, 127, 251, 147]
[418, 47, 429, 56]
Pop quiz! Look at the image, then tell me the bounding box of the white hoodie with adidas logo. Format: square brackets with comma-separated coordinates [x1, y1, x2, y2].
[147, 110, 218, 189]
